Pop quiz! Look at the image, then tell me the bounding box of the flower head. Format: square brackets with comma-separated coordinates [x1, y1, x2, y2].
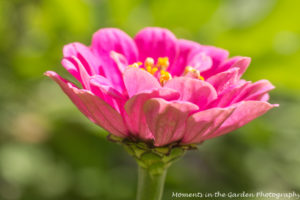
[45, 27, 278, 147]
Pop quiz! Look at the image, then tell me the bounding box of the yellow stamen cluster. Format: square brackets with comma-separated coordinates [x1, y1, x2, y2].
[129, 57, 172, 85]
[156, 57, 169, 70]
[144, 57, 158, 75]
[144, 57, 154, 67]
[184, 66, 204, 80]
[160, 70, 172, 85]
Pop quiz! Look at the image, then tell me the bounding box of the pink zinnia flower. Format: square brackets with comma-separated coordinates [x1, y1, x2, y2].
[45, 27, 277, 147]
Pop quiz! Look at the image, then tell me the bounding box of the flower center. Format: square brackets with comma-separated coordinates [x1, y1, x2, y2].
[129, 57, 204, 85]
[129, 57, 172, 85]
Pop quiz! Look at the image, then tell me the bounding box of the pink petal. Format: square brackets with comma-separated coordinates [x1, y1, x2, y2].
[89, 75, 127, 113]
[164, 77, 217, 110]
[209, 81, 249, 108]
[61, 58, 81, 82]
[187, 52, 212, 72]
[231, 57, 251, 77]
[211, 79, 275, 108]
[45, 71, 128, 137]
[168, 39, 201, 76]
[110, 51, 129, 74]
[233, 80, 275, 103]
[260, 93, 270, 102]
[181, 106, 235, 144]
[74, 91, 128, 137]
[134, 27, 178, 65]
[123, 67, 161, 97]
[68, 56, 92, 89]
[143, 98, 199, 146]
[92, 28, 138, 64]
[207, 67, 239, 94]
[124, 89, 180, 140]
[89, 74, 112, 88]
[210, 56, 251, 78]
[210, 101, 278, 138]
[62, 56, 103, 90]
[63, 42, 101, 75]
[91, 28, 139, 92]
[193, 45, 229, 77]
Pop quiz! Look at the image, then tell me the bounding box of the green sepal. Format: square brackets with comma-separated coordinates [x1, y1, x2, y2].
[122, 142, 197, 176]
[162, 147, 185, 163]
[107, 134, 124, 143]
[107, 134, 199, 176]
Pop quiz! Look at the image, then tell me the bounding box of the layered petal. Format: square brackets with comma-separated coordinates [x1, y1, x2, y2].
[168, 39, 201, 76]
[123, 67, 161, 97]
[45, 71, 128, 137]
[207, 67, 239, 94]
[63, 56, 91, 89]
[134, 27, 178, 66]
[231, 57, 251, 78]
[110, 51, 129, 74]
[182, 106, 235, 144]
[92, 28, 138, 64]
[89, 75, 127, 113]
[61, 58, 81, 82]
[187, 52, 212, 72]
[164, 77, 217, 110]
[63, 42, 101, 75]
[209, 81, 249, 108]
[124, 89, 180, 140]
[208, 56, 251, 78]
[91, 28, 138, 92]
[143, 98, 199, 146]
[232, 80, 275, 103]
[209, 101, 278, 138]
[193, 45, 229, 78]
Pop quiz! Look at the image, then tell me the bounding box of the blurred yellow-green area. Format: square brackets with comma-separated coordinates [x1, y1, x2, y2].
[0, 0, 299, 199]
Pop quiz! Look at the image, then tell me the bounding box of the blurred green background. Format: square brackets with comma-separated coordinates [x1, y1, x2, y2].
[0, 0, 299, 199]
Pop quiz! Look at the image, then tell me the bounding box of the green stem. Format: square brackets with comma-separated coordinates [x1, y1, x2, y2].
[136, 165, 167, 200]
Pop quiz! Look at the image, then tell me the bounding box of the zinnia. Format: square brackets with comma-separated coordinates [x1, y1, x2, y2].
[45, 27, 277, 147]
[46, 27, 277, 200]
